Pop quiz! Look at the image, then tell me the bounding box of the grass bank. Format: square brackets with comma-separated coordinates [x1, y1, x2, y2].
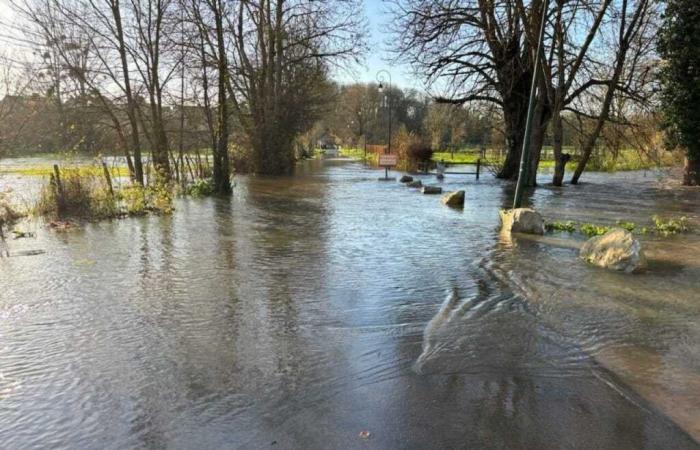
[338, 148, 377, 164]
[1, 165, 132, 177]
[432, 147, 679, 172]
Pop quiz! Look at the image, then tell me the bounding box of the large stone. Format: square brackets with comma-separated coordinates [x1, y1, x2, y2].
[407, 180, 423, 188]
[421, 186, 443, 195]
[499, 208, 545, 235]
[579, 228, 647, 273]
[399, 175, 414, 183]
[441, 190, 465, 208]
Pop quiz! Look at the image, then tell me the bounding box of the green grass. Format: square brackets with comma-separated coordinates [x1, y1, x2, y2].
[0, 165, 131, 177]
[431, 147, 677, 172]
[432, 152, 482, 164]
[338, 148, 377, 163]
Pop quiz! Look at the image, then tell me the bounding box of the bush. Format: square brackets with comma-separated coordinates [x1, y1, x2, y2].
[394, 129, 433, 172]
[120, 183, 173, 215]
[35, 167, 115, 218]
[185, 178, 215, 197]
[231, 144, 254, 174]
[35, 165, 173, 220]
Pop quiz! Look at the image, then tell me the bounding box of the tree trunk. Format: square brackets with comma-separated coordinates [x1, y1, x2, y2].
[498, 101, 528, 180]
[213, 0, 231, 194]
[552, 113, 566, 186]
[112, 0, 143, 185]
[525, 106, 548, 187]
[684, 154, 700, 186]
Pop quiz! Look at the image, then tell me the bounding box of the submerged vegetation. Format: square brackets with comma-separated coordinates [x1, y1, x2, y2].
[30, 165, 210, 220]
[545, 216, 692, 237]
[544, 220, 577, 233]
[651, 215, 690, 236]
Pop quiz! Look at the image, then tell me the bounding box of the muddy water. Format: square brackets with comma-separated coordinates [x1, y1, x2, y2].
[0, 159, 698, 449]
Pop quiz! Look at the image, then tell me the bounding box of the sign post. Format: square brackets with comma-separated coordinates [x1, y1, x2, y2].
[378, 153, 398, 180]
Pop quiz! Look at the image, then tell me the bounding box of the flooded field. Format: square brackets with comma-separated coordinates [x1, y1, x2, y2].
[1, 158, 699, 449]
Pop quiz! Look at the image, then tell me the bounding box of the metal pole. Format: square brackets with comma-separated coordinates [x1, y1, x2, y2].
[377, 70, 392, 180]
[513, 0, 549, 209]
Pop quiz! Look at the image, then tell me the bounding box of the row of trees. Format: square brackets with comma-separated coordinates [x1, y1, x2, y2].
[2, 0, 696, 187]
[5, 0, 366, 193]
[308, 81, 658, 167]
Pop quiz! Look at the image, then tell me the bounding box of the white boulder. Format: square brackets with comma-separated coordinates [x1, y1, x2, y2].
[499, 208, 545, 235]
[580, 228, 647, 273]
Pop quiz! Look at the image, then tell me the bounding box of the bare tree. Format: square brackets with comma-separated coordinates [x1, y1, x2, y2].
[187, 0, 231, 193]
[227, 0, 367, 174]
[391, 0, 658, 187]
[568, 0, 658, 184]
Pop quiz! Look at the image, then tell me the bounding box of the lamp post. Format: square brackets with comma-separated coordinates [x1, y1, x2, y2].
[376, 70, 392, 179]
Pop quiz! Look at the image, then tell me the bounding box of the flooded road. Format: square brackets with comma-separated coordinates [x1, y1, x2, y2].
[1, 158, 699, 449]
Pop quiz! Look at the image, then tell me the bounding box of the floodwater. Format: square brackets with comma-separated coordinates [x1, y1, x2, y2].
[1, 158, 699, 449]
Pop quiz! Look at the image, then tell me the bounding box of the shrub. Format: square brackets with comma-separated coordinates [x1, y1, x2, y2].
[231, 144, 254, 174]
[147, 183, 173, 214]
[185, 178, 215, 197]
[394, 129, 433, 172]
[120, 183, 173, 215]
[35, 167, 104, 218]
[35, 165, 173, 220]
[120, 184, 148, 215]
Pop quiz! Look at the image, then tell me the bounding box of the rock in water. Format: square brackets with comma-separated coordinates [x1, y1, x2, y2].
[421, 186, 443, 194]
[499, 208, 545, 235]
[441, 190, 465, 208]
[579, 228, 646, 273]
[407, 180, 423, 188]
[399, 175, 414, 183]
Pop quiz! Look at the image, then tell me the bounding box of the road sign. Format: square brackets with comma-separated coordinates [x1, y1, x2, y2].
[378, 154, 398, 167]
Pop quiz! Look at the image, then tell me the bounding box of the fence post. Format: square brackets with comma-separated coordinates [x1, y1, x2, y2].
[476, 159, 481, 180]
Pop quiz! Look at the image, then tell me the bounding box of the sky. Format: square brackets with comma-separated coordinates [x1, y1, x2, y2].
[335, 1, 422, 90]
[0, 0, 423, 90]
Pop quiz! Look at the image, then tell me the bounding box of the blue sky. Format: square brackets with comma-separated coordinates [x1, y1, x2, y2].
[335, 1, 422, 90]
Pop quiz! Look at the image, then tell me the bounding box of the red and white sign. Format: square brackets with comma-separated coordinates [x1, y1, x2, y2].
[378, 154, 398, 167]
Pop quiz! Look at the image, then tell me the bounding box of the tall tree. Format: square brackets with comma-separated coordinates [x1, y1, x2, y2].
[391, 0, 657, 187]
[569, 0, 657, 184]
[658, 0, 700, 186]
[227, 0, 366, 175]
[188, 0, 231, 193]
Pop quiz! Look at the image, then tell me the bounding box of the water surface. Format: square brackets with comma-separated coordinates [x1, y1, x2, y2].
[1, 158, 699, 449]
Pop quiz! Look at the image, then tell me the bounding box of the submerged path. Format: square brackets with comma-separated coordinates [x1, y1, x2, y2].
[0, 159, 698, 449]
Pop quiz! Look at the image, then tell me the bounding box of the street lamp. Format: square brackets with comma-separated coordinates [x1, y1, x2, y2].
[377, 70, 393, 180]
[376, 70, 392, 156]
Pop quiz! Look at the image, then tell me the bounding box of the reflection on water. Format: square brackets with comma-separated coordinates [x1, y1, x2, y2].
[0, 159, 699, 449]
